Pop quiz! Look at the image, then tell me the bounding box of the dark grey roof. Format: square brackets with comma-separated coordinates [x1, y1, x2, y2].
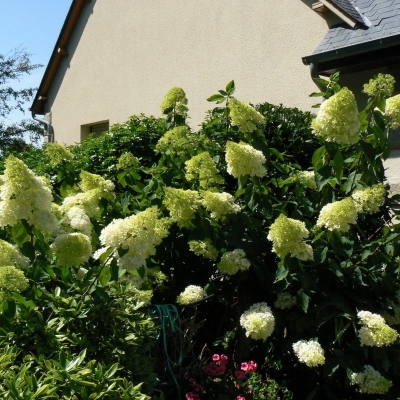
[330, 0, 365, 24]
[312, 0, 400, 56]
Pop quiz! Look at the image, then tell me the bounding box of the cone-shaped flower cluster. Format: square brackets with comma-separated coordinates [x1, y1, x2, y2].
[0, 239, 30, 269]
[163, 187, 201, 228]
[225, 141, 266, 178]
[0, 266, 29, 293]
[117, 152, 139, 171]
[51, 232, 92, 266]
[316, 197, 357, 232]
[351, 184, 386, 214]
[44, 143, 73, 165]
[176, 285, 207, 304]
[357, 311, 399, 347]
[160, 87, 188, 117]
[294, 171, 317, 190]
[240, 302, 275, 340]
[268, 214, 313, 261]
[385, 94, 400, 129]
[188, 239, 218, 260]
[312, 88, 360, 145]
[200, 190, 240, 220]
[99, 206, 169, 270]
[185, 152, 223, 189]
[0, 156, 58, 234]
[363, 73, 395, 98]
[217, 249, 250, 275]
[228, 98, 265, 134]
[293, 340, 325, 367]
[351, 365, 392, 394]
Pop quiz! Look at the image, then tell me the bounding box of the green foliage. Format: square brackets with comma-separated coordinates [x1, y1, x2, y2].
[0, 75, 400, 399]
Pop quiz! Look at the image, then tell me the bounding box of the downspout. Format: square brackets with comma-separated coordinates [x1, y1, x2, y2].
[309, 62, 325, 92]
[31, 111, 54, 142]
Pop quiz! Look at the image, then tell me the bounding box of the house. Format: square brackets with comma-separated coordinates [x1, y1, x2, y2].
[31, 0, 400, 146]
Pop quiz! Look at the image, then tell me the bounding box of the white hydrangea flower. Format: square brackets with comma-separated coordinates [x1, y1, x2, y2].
[357, 311, 399, 347]
[188, 239, 218, 260]
[0, 155, 58, 234]
[185, 152, 223, 189]
[268, 214, 312, 260]
[225, 141, 266, 178]
[200, 190, 240, 220]
[351, 184, 386, 214]
[351, 365, 392, 394]
[217, 249, 250, 275]
[240, 302, 275, 340]
[312, 88, 360, 145]
[386, 94, 400, 129]
[50, 233, 92, 266]
[229, 98, 265, 134]
[0, 266, 29, 293]
[316, 197, 358, 232]
[66, 206, 92, 237]
[176, 285, 207, 305]
[294, 171, 317, 190]
[293, 340, 325, 367]
[0, 240, 30, 269]
[99, 206, 169, 270]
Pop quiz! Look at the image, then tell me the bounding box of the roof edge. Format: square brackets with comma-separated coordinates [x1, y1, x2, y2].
[302, 34, 400, 67]
[30, 0, 91, 115]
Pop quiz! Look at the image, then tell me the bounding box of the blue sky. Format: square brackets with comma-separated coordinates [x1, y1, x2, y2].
[0, 0, 71, 123]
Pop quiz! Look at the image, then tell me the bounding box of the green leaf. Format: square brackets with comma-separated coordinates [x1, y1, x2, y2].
[2, 300, 16, 319]
[313, 77, 329, 87]
[99, 266, 111, 287]
[274, 265, 288, 282]
[331, 150, 343, 182]
[297, 291, 310, 313]
[104, 363, 119, 379]
[66, 349, 86, 371]
[309, 92, 326, 97]
[312, 146, 327, 171]
[226, 80, 235, 95]
[315, 165, 331, 190]
[207, 94, 226, 102]
[110, 258, 119, 282]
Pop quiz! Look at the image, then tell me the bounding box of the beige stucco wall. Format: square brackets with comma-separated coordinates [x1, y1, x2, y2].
[44, 0, 334, 144]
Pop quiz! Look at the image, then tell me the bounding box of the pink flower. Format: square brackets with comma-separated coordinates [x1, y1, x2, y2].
[247, 361, 258, 372]
[188, 378, 203, 392]
[212, 354, 220, 361]
[237, 396, 246, 400]
[186, 392, 200, 400]
[235, 370, 246, 379]
[241, 362, 249, 371]
[220, 354, 228, 364]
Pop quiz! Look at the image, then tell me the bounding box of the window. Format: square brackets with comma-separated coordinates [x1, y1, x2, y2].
[81, 120, 109, 141]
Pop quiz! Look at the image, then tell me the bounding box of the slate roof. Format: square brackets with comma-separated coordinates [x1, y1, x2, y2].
[312, 0, 400, 56]
[330, 0, 365, 25]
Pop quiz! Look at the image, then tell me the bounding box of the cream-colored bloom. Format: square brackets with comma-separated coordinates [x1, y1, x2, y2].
[293, 340, 325, 367]
[0, 266, 29, 293]
[200, 190, 240, 220]
[312, 88, 360, 145]
[99, 206, 169, 270]
[189, 239, 218, 260]
[0, 156, 58, 234]
[240, 302, 275, 340]
[363, 74, 396, 98]
[229, 98, 265, 134]
[79, 171, 115, 198]
[385, 94, 400, 129]
[274, 292, 296, 310]
[50, 233, 92, 266]
[117, 152, 139, 171]
[65, 206, 92, 237]
[225, 141, 266, 178]
[316, 198, 357, 232]
[0, 240, 30, 269]
[351, 365, 392, 394]
[217, 249, 250, 275]
[294, 171, 317, 190]
[176, 285, 207, 304]
[357, 311, 399, 347]
[160, 87, 188, 116]
[351, 184, 386, 214]
[268, 214, 312, 260]
[44, 142, 73, 165]
[163, 187, 201, 228]
[185, 152, 223, 189]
